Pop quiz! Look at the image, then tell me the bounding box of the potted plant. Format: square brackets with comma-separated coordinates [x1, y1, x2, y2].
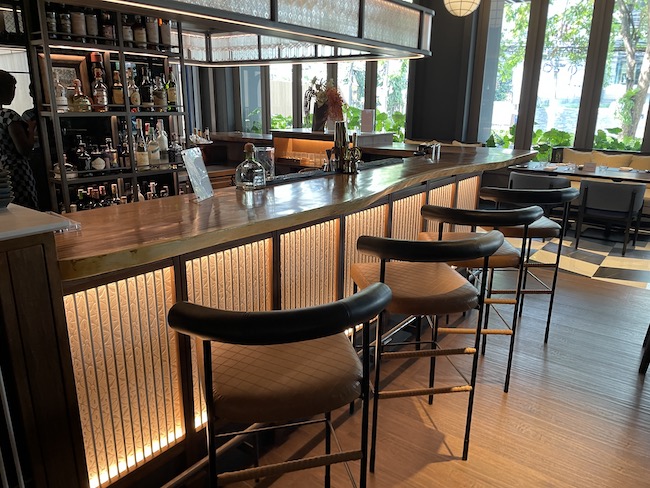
[303, 77, 344, 131]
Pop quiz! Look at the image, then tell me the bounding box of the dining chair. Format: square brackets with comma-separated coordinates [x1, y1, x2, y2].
[350, 229, 504, 468]
[167, 282, 392, 487]
[575, 179, 645, 256]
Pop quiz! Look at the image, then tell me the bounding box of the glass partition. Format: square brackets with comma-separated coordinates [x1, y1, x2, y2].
[270, 64, 293, 129]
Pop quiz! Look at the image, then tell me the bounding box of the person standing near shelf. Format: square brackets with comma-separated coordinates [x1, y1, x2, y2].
[0, 70, 38, 209]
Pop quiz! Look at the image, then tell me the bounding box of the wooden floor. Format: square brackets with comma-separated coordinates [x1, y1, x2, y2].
[227, 269, 650, 487]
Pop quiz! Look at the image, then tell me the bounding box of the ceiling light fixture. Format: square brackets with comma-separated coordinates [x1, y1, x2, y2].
[443, 0, 480, 17]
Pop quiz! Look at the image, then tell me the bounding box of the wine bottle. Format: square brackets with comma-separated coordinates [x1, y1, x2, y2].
[76, 140, 92, 173]
[139, 68, 153, 111]
[70, 79, 92, 112]
[135, 119, 149, 169]
[167, 66, 177, 111]
[105, 138, 119, 168]
[111, 70, 124, 105]
[132, 15, 147, 49]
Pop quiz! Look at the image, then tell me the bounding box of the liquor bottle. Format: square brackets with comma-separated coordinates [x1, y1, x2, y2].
[105, 138, 119, 168]
[135, 119, 149, 169]
[111, 183, 121, 205]
[235, 143, 266, 190]
[45, 3, 57, 38]
[111, 70, 124, 105]
[127, 68, 140, 110]
[132, 15, 147, 49]
[159, 19, 171, 48]
[153, 75, 167, 112]
[90, 145, 105, 171]
[76, 139, 92, 173]
[70, 8, 86, 42]
[85, 8, 98, 43]
[91, 67, 108, 112]
[121, 15, 133, 48]
[168, 132, 182, 164]
[58, 6, 72, 40]
[136, 183, 145, 201]
[53, 74, 68, 113]
[166, 66, 177, 111]
[76, 188, 86, 210]
[148, 181, 158, 198]
[70, 79, 92, 112]
[101, 11, 116, 45]
[145, 17, 159, 49]
[139, 68, 153, 111]
[147, 124, 161, 163]
[119, 137, 131, 167]
[156, 121, 168, 157]
[160, 185, 169, 197]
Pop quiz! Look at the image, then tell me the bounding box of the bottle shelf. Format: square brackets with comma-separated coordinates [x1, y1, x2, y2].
[39, 109, 186, 117]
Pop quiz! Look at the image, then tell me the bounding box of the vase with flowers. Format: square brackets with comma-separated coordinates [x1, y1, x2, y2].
[304, 77, 344, 132]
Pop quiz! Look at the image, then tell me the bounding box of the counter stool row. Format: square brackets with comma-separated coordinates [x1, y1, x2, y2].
[166, 178, 579, 487]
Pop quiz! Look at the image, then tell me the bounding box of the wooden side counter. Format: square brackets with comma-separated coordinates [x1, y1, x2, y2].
[51, 147, 534, 488]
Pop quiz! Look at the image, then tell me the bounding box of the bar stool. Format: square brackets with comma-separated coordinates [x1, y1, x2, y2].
[418, 204, 544, 392]
[480, 186, 579, 343]
[350, 230, 504, 468]
[167, 282, 392, 488]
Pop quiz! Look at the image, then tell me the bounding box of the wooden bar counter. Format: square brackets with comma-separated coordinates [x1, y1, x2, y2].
[46, 147, 534, 488]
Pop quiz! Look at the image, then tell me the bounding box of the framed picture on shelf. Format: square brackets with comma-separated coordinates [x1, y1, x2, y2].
[38, 53, 90, 105]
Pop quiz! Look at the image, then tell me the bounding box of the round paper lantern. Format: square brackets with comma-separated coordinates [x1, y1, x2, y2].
[444, 0, 481, 17]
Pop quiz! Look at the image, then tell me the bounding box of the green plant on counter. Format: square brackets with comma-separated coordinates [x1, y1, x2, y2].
[271, 114, 293, 129]
[343, 105, 361, 130]
[342, 105, 406, 142]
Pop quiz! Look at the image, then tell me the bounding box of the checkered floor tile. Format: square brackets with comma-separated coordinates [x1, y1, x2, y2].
[525, 226, 650, 289]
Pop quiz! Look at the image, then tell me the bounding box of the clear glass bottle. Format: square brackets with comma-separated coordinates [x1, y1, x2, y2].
[53, 74, 68, 112]
[156, 120, 169, 158]
[105, 138, 119, 168]
[139, 68, 153, 111]
[91, 68, 108, 112]
[147, 124, 160, 164]
[235, 143, 266, 190]
[112, 70, 124, 105]
[167, 66, 177, 111]
[153, 75, 167, 112]
[127, 68, 140, 111]
[70, 79, 92, 112]
[132, 15, 147, 49]
[135, 119, 149, 169]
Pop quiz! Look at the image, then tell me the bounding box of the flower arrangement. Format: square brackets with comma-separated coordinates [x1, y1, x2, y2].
[303, 77, 345, 121]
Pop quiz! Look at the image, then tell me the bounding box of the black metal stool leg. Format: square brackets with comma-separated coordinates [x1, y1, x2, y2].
[369, 311, 384, 473]
[428, 315, 438, 405]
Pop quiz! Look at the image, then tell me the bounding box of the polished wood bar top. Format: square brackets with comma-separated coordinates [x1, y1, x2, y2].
[510, 161, 650, 183]
[55, 148, 535, 281]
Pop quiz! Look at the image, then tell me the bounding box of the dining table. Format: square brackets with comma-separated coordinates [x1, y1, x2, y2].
[508, 161, 650, 184]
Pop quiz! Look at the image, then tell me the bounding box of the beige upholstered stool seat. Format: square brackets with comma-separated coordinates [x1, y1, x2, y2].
[486, 216, 561, 239]
[350, 261, 478, 315]
[418, 231, 521, 268]
[213, 333, 362, 423]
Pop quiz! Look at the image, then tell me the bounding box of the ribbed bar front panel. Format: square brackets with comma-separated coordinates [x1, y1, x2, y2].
[426, 183, 456, 232]
[184, 239, 273, 428]
[280, 220, 339, 308]
[64, 267, 180, 488]
[455, 176, 480, 232]
[343, 205, 388, 297]
[391, 192, 426, 240]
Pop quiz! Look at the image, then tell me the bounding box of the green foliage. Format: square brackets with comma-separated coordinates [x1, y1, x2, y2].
[270, 113, 293, 130]
[617, 88, 639, 131]
[344, 105, 361, 131]
[531, 127, 574, 161]
[244, 108, 262, 133]
[342, 105, 406, 142]
[593, 128, 642, 150]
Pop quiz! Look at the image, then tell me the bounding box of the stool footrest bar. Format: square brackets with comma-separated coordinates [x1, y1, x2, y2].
[438, 327, 512, 335]
[379, 385, 472, 399]
[382, 347, 476, 359]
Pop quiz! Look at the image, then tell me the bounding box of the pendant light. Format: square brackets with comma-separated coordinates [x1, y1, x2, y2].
[444, 0, 480, 17]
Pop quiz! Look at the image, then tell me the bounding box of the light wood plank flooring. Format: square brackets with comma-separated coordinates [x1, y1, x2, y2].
[227, 269, 650, 487]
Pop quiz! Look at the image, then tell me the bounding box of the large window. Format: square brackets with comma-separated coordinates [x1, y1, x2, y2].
[376, 59, 408, 140]
[0, 47, 32, 115]
[593, 0, 649, 150]
[240, 66, 262, 132]
[301, 62, 327, 128]
[270, 64, 293, 129]
[532, 0, 593, 158]
[338, 60, 365, 129]
[478, 0, 531, 144]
